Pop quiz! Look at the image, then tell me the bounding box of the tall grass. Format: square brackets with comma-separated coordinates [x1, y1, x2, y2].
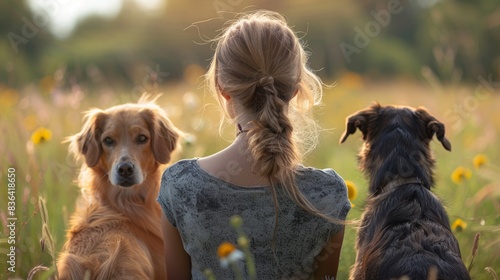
[0, 75, 499, 279]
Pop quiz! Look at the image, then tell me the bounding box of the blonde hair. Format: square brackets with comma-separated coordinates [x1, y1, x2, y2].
[206, 11, 342, 224]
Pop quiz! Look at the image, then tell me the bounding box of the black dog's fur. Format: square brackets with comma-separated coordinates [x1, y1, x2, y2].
[341, 103, 470, 280]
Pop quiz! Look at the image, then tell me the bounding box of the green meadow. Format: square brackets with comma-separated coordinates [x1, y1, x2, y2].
[1, 74, 499, 279]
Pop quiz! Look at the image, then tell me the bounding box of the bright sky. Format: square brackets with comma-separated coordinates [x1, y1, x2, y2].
[26, 0, 164, 39]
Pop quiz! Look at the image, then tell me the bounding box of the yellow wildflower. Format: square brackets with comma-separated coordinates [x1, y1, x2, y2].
[217, 242, 236, 259]
[451, 218, 467, 232]
[344, 180, 358, 207]
[217, 242, 244, 268]
[450, 167, 472, 184]
[344, 180, 358, 201]
[473, 154, 487, 169]
[31, 127, 52, 145]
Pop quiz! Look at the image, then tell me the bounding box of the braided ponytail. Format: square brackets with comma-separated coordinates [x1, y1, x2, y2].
[247, 75, 297, 179]
[206, 11, 345, 225]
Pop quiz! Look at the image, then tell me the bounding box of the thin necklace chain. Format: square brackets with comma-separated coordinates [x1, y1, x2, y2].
[236, 123, 249, 137]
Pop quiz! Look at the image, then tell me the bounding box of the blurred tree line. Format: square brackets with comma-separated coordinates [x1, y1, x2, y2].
[1, 0, 499, 90]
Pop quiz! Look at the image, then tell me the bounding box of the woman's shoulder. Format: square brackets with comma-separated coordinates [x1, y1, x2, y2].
[163, 158, 197, 176]
[160, 158, 201, 191]
[296, 166, 346, 189]
[295, 166, 350, 216]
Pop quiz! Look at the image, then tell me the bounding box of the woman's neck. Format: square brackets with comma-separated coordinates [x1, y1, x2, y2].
[197, 135, 271, 187]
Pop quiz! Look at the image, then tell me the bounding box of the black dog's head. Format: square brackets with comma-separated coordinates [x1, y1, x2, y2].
[340, 103, 451, 193]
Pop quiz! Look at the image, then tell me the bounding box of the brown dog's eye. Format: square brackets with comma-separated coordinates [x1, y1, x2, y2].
[103, 137, 115, 146]
[137, 134, 148, 144]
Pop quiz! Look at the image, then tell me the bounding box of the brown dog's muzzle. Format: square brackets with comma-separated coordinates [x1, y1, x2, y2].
[116, 162, 137, 187]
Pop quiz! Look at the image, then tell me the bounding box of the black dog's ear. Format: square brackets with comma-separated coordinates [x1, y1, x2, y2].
[339, 114, 367, 144]
[428, 120, 452, 151]
[340, 103, 381, 144]
[416, 108, 452, 151]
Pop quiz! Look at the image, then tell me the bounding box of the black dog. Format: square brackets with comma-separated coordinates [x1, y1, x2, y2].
[340, 103, 470, 280]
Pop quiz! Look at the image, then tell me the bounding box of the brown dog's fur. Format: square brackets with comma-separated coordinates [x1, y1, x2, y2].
[57, 96, 180, 280]
[341, 103, 470, 280]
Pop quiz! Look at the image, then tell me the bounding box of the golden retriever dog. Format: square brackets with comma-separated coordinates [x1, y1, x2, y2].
[57, 96, 180, 280]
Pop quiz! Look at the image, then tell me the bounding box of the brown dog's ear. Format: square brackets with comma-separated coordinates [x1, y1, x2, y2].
[416, 108, 452, 151]
[69, 109, 107, 167]
[143, 109, 181, 164]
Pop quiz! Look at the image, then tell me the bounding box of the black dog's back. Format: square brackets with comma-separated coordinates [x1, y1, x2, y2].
[360, 185, 469, 279]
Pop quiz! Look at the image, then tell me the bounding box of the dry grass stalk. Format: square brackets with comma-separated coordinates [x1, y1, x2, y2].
[485, 267, 499, 280]
[468, 232, 481, 273]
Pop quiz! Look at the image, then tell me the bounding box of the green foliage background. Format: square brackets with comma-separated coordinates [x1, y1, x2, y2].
[1, 0, 499, 85]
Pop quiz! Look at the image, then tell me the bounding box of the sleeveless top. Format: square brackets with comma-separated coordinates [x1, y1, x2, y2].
[157, 159, 351, 279]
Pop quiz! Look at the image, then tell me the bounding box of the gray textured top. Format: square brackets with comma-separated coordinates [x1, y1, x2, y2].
[157, 159, 351, 280]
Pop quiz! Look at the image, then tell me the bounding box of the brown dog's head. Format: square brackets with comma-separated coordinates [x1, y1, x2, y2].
[69, 98, 180, 188]
[340, 103, 451, 191]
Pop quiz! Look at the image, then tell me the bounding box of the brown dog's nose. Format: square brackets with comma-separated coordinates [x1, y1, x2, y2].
[117, 162, 134, 178]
